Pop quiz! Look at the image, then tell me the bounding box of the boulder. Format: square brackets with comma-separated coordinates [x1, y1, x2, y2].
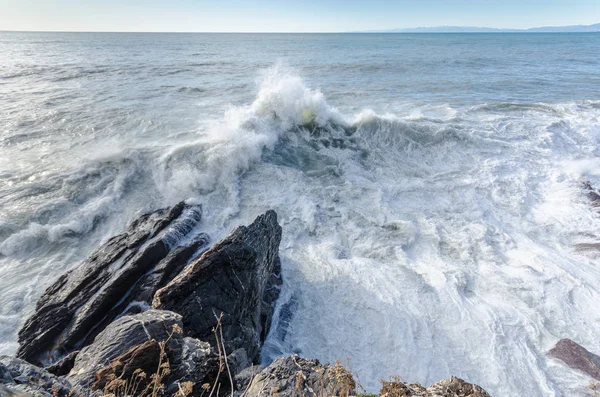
[17, 202, 206, 366]
[90, 334, 246, 397]
[153, 210, 282, 364]
[67, 309, 184, 389]
[379, 376, 491, 397]
[424, 376, 491, 397]
[0, 356, 78, 397]
[243, 355, 355, 397]
[549, 338, 600, 381]
[91, 339, 162, 393]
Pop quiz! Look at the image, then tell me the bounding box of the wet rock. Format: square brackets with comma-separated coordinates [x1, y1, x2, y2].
[583, 180, 600, 207]
[44, 350, 79, 377]
[549, 338, 600, 381]
[261, 256, 282, 342]
[67, 309, 183, 389]
[0, 356, 78, 397]
[153, 210, 282, 364]
[17, 202, 205, 366]
[574, 242, 600, 252]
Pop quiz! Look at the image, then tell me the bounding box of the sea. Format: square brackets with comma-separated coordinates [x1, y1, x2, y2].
[1, 32, 600, 396]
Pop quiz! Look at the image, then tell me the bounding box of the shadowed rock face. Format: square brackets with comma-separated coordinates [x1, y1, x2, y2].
[66, 309, 184, 389]
[91, 339, 162, 392]
[0, 356, 76, 397]
[549, 338, 600, 381]
[17, 202, 206, 367]
[153, 210, 282, 364]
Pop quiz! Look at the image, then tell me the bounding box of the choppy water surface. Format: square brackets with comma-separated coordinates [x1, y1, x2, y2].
[1, 32, 600, 396]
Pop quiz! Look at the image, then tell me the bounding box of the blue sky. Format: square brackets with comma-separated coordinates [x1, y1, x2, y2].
[1, 0, 599, 32]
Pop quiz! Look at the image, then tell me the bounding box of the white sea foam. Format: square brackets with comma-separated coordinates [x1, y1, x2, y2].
[1, 65, 600, 397]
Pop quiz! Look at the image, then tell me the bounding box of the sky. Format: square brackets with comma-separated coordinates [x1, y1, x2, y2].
[0, 0, 599, 33]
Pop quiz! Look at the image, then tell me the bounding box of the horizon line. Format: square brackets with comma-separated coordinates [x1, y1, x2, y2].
[2, 30, 600, 34]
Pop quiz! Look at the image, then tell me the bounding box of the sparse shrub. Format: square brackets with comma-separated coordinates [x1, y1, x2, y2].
[588, 381, 600, 396]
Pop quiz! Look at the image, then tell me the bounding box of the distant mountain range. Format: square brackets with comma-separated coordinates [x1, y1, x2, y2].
[357, 23, 600, 33]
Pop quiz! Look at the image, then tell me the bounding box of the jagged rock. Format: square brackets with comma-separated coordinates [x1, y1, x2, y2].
[261, 257, 282, 342]
[17, 202, 206, 366]
[164, 337, 219, 395]
[243, 355, 356, 397]
[92, 339, 162, 393]
[0, 356, 78, 397]
[235, 365, 265, 393]
[91, 335, 247, 397]
[549, 338, 600, 381]
[45, 350, 79, 377]
[153, 210, 282, 364]
[244, 355, 490, 397]
[424, 376, 491, 396]
[67, 309, 184, 389]
[583, 181, 600, 207]
[380, 376, 491, 397]
[163, 337, 248, 397]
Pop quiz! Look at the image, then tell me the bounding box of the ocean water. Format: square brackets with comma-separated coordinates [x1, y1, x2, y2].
[1, 32, 600, 396]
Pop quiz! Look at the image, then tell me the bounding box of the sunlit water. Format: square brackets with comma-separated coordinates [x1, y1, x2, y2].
[1, 32, 600, 396]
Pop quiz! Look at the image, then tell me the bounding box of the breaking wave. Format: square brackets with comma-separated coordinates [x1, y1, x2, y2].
[2, 64, 600, 397]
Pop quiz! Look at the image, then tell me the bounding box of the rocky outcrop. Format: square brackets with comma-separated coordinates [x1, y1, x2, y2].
[243, 355, 356, 397]
[0, 356, 77, 397]
[17, 202, 206, 367]
[85, 316, 248, 397]
[549, 338, 600, 381]
[379, 376, 491, 397]
[153, 210, 282, 364]
[583, 181, 600, 207]
[243, 355, 491, 397]
[67, 309, 183, 388]
[11, 206, 493, 397]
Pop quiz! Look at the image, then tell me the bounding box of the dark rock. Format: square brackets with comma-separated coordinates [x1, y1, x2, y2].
[234, 365, 264, 393]
[153, 211, 282, 364]
[123, 233, 210, 308]
[91, 339, 162, 393]
[67, 309, 183, 389]
[583, 180, 600, 207]
[549, 338, 600, 380]
[17, 202, 205, 366]
[261, 256, 282, 342]
[574, 242, 600, 252]
[243, 355, 355, 397]
[0, 356, 78, 397]
[45, 350, 79, 377]
[163, 337, 224, 397]
[90, 334, 246, 397]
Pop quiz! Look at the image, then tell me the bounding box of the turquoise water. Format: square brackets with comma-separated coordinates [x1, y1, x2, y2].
[1, 32, 600, 396]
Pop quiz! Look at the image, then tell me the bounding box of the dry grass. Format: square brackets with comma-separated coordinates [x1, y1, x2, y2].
[96, 314, 237, 397]
[98, 323, 185, 397]
[588, 381, 600, 396]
